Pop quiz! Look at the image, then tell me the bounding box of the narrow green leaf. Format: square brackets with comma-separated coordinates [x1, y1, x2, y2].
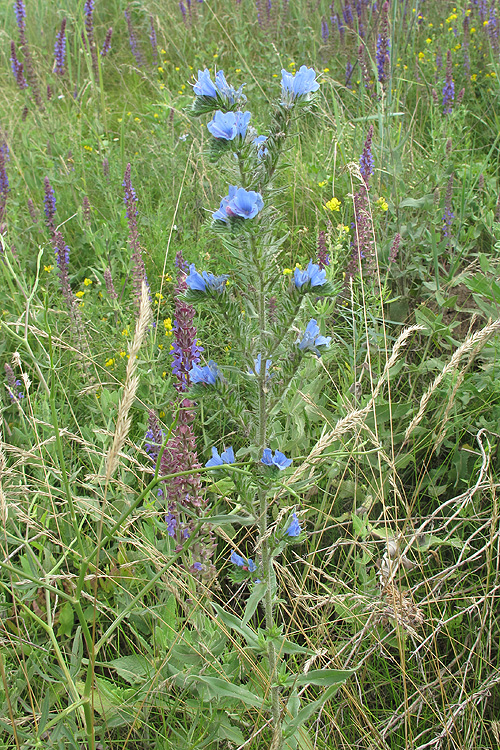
[192, 675, 262, 707]
[285, 668, 354, 688]
[242, 583, 266, 625]
[211, 602, 260, 649]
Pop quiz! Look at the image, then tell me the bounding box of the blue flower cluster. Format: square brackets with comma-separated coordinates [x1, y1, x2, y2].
[285, 513, 301, 537]
[206, 446, 235, 467]
[280, 66, 320, 107]
[193, 69, 247, 106]
[230, 551, 257, 572]
[212, 185, 264, 223]
[186, 264, 228, 293]
[207, 110, 251, 141]
[297, 319, 331, 357]
[261, 448, 292, 470]
[189, 360, 219, 385]
[294, 260, 326, 289]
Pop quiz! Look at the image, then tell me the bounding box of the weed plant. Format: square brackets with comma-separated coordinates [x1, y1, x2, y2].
[1, 0, 500, 749]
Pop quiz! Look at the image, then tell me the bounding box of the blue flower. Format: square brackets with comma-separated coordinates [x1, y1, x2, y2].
[212, 185, 264, 222]
[298, 319, 331, 357]
[251, 353, 272, 377]
[231, 551, 256, 571]
[206, 445, 235, 467]
[252, 135, 269, 159]
[207, 110, 251, 140]
[294, 260, 326, 289]
[193, 69, 217, 97]
[186, 263, 228, 293]
[285, 513, 301, 537]
[261, 448, 293, 470]
[193, 69, 246, 106]
[281, 65, 320, 107]
[189, 360, 219, 385]
[192, 561, 203, 571]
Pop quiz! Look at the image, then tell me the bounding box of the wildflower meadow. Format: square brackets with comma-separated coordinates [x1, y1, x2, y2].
[1, 0, 500, 748]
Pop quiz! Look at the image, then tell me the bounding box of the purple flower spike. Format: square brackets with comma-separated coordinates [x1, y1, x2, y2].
[101, 27, 113, 57]
[14, 0, 26, 40]
[124, 5, 144, 67]
[43, 177, 56, 234]
[122, 164, 149, 308]
[376, 1, 390, 84]
[54, 18, 67, 76]
[149, 15, 158, 62]
[359, 124, 374, 188]
[442, 50, 454, 115]
[10, 42, 28, 89]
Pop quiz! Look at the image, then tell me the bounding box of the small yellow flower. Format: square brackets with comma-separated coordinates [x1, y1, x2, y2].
[159, 411, 165, 418]
[75, 290, 85, 298]
[484, 20, 489, 26]
[78, 301, 85, 308]
[118, 117, 123, 122]
[418, 51, 425, 60]
[325, 197, 341, 212]
[158, 343, 163, 350]
[491, 71, 497, 77]
[155, 292, 164, 300]
[164, 317, 173, 335]
[83, 277, 93, 286]
[122, 328, 129, 336]
[235, 68, 241, 73]
[158, 66, 164, 72]
[162, 371, 167, 378]
[154, 113, 159, 118]
[471, 73, 477, 81]
[376, 197, 389, 211]
[318, 180, 328, 187]
[84, 145, 93, 152]
[175, 66, 180, 71]
[470, 27, 476, 33]
[159, 83, 165, 89]
[161, 48, 166, 54]
[134, 117, 141, 123]
[283, 268, 293, 275]
[213, 53, 218, 58]
[44, 265, 54, 272]
[272, 73, 278, 78]
[323, 67, 329, 72]
[105, 358, 115, 367]
[119, 350, 127, 358]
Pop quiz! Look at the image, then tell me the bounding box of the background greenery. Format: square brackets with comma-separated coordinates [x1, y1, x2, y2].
[1, 0, 500, 748]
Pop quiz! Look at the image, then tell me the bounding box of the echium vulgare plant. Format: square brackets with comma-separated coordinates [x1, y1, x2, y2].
[182, 66, 353, 749]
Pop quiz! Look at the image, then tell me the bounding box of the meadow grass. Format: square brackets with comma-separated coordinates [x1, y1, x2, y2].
[1, 0, 500, 748]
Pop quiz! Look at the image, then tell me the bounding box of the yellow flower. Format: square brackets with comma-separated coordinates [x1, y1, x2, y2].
[376, 197, 389, 211]
[79, 301, 85, 308]
[161, 49, 166, 54]
[118, 117, 123, 122]
[283, 268, 293, 275]
[158, 66, 164, 72]
[213, 53, 218, 58]
[154, 113, 159, 118]
[44, 265, 54, 272]
[272, 73, 278, 78]
[491, 71, 497, 77]
[83, 277, 92, 286]
[289, 61, 295, 68]
[84, 145, 93, 152]
[162, 371, 167, 378]
[75, 290, 84, 298]
[155, 292, 164, 300]
[484, 20, 489, 26]
[175, 66, 180, 71]
[159, 83, 165, 90]
[471, 73, 477, 81]
[426, 38, 432, 44]
[418, 51, 425, 60]
[105, 358, 115, 367]
[164, 317, 173, 334]
[323, 67, 329, 72]
[325, 197, 341, 212]
[134, 117, 141, 123]
[235, 68, 241, 73]
[470, 27, 476, 33]
[159, 411, 165, 418]
[119, 350, 127, 358]
[318, 180, 328, 187]
[122, 328, 129, 336]
[158, 343, 163, 350]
